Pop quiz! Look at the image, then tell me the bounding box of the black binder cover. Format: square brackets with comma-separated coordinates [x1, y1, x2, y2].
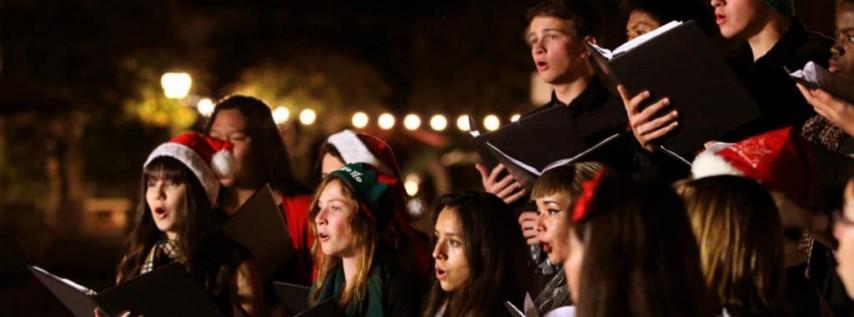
[273, 281, 310, 314]
[94, 262, 226, 317]
[225, 184, 294, 280]
[475, 105, 622, 189]
[588, 21, 760, 155]
[29, 266, 98, 317]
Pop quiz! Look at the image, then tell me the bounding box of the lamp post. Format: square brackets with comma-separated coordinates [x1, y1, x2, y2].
[160, 72, 192, 99]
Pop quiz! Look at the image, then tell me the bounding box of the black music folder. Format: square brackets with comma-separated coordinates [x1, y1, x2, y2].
[224, 183, 294, 280]
[29, 266, 97, 317]
[586, 20, 760, 155]
[273, 281, 310, 314]
[30, 262, 227, 317]
[474, 105, 623, 190]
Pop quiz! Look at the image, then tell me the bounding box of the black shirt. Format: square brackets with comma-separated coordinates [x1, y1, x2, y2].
[523, 79, 636, 173]
[723, 20, 833, 142]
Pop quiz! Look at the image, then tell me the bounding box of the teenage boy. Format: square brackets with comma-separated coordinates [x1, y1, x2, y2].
[476, 0, 630, 208]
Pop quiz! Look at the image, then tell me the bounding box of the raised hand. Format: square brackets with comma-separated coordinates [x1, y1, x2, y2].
[618, 85, 679, 152]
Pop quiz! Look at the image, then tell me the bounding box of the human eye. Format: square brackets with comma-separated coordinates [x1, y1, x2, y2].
[547, 208, 561, 215]
[230, 133, 248, 142]
[449, 239, 462, 248]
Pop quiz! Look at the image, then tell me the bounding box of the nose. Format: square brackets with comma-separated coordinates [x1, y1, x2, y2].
[154, 182, 166, 200]
[535, 213, 546, 233]
[832, 41, 845, 58]
[531, 38, 545, 55]
[432, 239, 446, 260]
[315, 208, 328, 226]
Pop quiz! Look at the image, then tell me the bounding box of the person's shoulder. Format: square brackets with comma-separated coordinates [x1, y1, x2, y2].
[521, 101, 557, 120]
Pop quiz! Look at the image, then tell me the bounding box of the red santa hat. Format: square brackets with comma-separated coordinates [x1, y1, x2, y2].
[691, 127, 816, 209]
[326, 130, 400, 178]
[144, 132, 236, 206]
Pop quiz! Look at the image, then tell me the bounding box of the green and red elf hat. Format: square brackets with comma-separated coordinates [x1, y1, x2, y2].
[328, 163, 399, 228]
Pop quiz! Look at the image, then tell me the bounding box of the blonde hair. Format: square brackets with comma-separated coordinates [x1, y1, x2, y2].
[308, 177, 378, 307]
[676, 175, 784, 313]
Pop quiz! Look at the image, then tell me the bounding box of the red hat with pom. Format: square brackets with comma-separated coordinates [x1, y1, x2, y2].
[144, 132, 236, 206]
[692, 127, 816, 209]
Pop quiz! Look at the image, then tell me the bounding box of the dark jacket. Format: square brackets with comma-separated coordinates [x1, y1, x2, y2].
[722, 20, 833, 142]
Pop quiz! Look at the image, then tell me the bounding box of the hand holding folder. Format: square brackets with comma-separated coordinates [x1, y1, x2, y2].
[587, 20, 760, 156]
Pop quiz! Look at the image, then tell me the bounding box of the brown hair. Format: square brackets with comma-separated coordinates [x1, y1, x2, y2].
[420, 191, 530, 317]
[308, 177, 378, 307]
[573, 175, 713, 317]
[526, 0, 602, 38]
[676, 175, 785, 315]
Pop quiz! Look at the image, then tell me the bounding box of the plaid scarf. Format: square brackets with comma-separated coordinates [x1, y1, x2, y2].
[140, 239, 186, 275]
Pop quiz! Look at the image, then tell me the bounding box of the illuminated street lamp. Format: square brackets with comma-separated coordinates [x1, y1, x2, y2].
[273, 106, 290, 124]
[403, 114, 421, 131]
[197, 98, 215, 117]
[430, 114, 448, 131]
[352, 112, 369, 128]
[160, 72, 192, 99]
[378, 113, 396, 130]
[299, 109, 317, 125]
[483, 114, 500, 131]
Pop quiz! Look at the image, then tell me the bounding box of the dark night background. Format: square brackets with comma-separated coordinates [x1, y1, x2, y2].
[0, 0, 837, 315]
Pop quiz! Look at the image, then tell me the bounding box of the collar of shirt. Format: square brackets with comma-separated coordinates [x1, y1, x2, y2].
[547, 79, 611, 118]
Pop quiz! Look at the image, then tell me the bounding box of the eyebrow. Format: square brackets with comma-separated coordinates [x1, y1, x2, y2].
[527, 28, 568, 38]
[434, 230, 461, 238]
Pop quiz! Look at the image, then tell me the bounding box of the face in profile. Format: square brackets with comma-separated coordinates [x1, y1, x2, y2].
[527, 16, 590, 85]
[535, 192, 572, 265]
[432, 207, 471, 292]
[830, 3, 854, 81]
[314, 180, 357, 257]
[834, 180, 854, 299]
[564, 227, 584, 303]
[710, 0, 769, 39]
[146, 174, 187, 240]
[626, 10, 662, 41]
[208, 109, 253, 189]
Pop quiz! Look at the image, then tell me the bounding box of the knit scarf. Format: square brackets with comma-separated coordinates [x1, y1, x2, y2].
[315, 264, 386, 317]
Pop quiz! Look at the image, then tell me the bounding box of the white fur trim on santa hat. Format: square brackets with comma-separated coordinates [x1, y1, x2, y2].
[691, 150, 743, 179]
[211, 150, 236, 179]
[144, 143, 220, 207]
[327, 130, 395, 176]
